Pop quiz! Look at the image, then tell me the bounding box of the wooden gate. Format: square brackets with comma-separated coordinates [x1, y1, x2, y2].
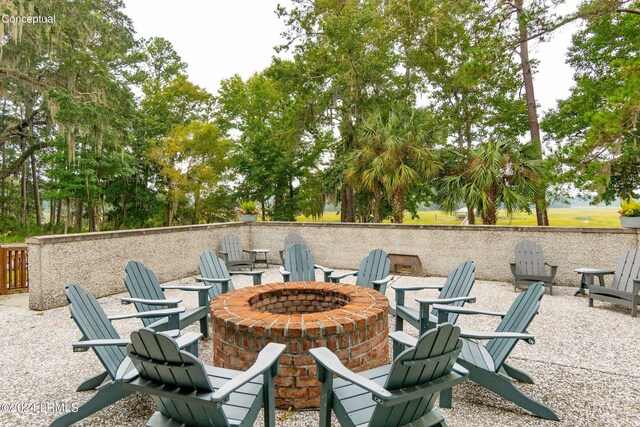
[0, 245, 29, 294]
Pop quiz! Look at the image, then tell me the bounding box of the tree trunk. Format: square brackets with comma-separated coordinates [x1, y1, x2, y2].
[21, 136, 28, 225]
[56, 199, 62, 225]
[373, 186, 382, 223]
[260, 200, 267, 221]
[466, 202, 476, 225]
[49, 198, 55, 225]
[391, 189, 405, 223]
[516, 0, 549, 226]
[88, 204, 97, 232]
[64, 198, 70, 234]
[30, 154, 42, 227]
[340, 185, 356, 222]
[75, 199, 83, 231]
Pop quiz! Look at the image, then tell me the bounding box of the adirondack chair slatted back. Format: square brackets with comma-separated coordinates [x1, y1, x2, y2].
[283, 233, 305, 252]
[220, 235, 245, 262]
[198, 250, 234, 299]
[283, 243, 316, 282]
[368, 323, 462, 427]
[612, 249, 640, 294]
[486, 282, 545, 370]
[65, 284, 126, 379]
[514, 241, 546, 276]
[355, 249, 391, 288]
[433, 261, 476, 323]
[127, 329, 226, 426]
[124, 260, 168, 326]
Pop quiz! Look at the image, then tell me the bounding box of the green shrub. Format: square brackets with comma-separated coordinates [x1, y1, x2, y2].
[620, 198, 640, 217]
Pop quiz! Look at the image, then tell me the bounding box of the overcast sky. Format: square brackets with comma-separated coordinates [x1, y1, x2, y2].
[123, 0, 582, 114]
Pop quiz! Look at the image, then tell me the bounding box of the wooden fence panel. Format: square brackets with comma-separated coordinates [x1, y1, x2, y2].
[0, 245, 28, 294]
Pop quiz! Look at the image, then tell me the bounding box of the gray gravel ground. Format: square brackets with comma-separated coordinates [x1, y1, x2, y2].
[1, 267, 639, 427]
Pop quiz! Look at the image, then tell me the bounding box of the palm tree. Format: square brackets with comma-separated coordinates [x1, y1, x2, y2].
[434, 140, 544, 225]
[346, 106, 441, 223]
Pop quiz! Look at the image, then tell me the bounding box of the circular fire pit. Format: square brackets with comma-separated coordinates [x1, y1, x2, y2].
[210, 281, 389, 409]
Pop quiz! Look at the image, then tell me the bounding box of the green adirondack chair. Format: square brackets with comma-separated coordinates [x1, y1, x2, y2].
[588, 248, 640, 317]
[197, 251, 264, 297]
[510, 240, 557, 294]
[412, 281, 559, 420]
[51, 284, 200, 427]
[393, 261, 476, 340]
[123, 260, 211, 337]
[279, 232, 305, 263]
[329, 249, 393, 294]
[279, 243, 334, 282]
[218, 234, 254, 270]
[118, 328, 286, 427]
[310, 323, 467, 427]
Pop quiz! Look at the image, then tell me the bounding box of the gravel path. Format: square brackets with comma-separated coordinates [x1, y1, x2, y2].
[1, 268, 639, 426]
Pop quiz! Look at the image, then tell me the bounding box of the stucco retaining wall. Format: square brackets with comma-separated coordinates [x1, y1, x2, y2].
[27, 221, 638, 310]
[249, 222, 639, 288]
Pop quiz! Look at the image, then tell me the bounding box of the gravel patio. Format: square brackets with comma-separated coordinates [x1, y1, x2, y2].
[1, 267, 639, 427]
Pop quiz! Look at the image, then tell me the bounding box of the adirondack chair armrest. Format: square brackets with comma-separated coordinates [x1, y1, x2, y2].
[72, 339, 130, 352]
[372, 275, 393, 286]
[161, 285, 213, 292]
[392, 284, 444, 292]
[196, 277, 231, 284]
[217, 251, 228, 262]
[431, 304, 506, 318]
[545, 262, 558, 268]
[460, 328, 535, 344]
[108, 307, 186, 321]
[388, 331, 418, 349]
[174, 332, 203, 349]
[416, 296, 476, 305]
[211, 343, 287, 402]
[329, 271, 359, 282]
[228, 270, 265, 276]
[309, 347, 392, 400]
[120, 297, 182, 307]
[315, 264, 334, 274]
[452, 363, 469, 376]
[279, 266, 291, 280]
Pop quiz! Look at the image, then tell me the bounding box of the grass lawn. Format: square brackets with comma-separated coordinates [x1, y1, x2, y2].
[296, 206, 622, 227]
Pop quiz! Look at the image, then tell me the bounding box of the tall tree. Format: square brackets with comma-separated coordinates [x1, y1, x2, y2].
[543, 2, 640, 202]
[346, 106, 442, 223]
[435, 140, 544, 224]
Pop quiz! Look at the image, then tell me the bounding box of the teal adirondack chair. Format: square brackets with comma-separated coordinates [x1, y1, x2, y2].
[329, 249, 393, 294]
[413, 281, 559, 420]
[310, 323, 467, 427]
[123, 260, 211, 337]
[393, 261, 476, 339]
[51, 284, 200, 427]
[588, 248, 640, 317]
[510, 240, 557, 294]
[118, 328, 286, 427]
[279, 232, 305, 263]
[218, 234, 254, 270]
[279, 243, 334, 282]
[197, 251, 264, 297]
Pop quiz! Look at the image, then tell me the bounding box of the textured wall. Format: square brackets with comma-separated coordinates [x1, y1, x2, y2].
[26, 223, 249, 310]
[27, 221, 638, 310]
[250, 222, 639, 286]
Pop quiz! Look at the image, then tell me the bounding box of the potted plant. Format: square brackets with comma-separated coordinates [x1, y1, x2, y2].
[238, 201, 259, 222]
[619, 198, 640, 228]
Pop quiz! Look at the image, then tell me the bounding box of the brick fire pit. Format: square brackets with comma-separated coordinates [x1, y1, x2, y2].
[210, 281, 389, 409]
